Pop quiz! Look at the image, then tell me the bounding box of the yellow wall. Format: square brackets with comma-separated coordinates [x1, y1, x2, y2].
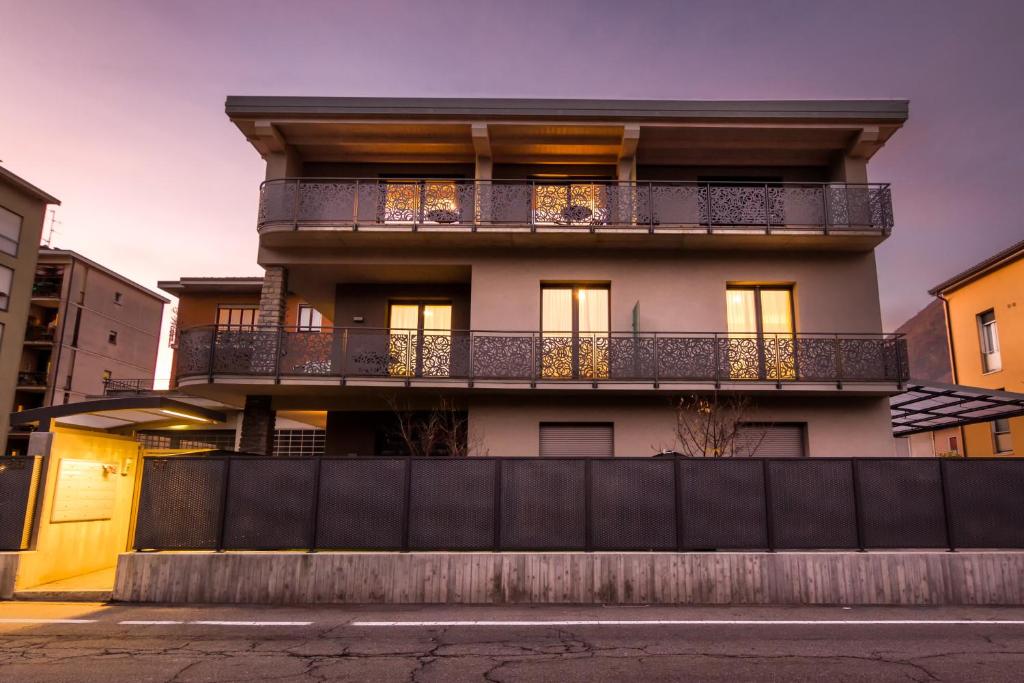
[944, 255, 1024, 456]
[15, 426, 140, 589]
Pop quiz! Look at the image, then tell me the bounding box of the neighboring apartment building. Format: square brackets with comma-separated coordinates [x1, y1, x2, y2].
[0, 166, 59, 455]
[170, 96, 909, 457]
[6, 248, 167, 455]
[922, 239, 1024, 457]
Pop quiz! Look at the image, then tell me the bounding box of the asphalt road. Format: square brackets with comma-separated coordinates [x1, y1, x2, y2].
[2, 602, 1024, 682]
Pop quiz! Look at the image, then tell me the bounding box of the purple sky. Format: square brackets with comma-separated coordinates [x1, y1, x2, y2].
[2, 0, 1023, 379]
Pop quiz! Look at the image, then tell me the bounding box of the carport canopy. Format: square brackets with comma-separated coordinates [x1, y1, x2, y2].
[891, 381, 1024, 436]
[10, 396, 227, 431]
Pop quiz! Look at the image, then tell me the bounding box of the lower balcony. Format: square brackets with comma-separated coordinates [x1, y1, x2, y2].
[175, 326, 908, 392]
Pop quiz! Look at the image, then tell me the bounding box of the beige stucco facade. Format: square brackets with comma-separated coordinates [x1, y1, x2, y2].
[0, 167, 58, 455]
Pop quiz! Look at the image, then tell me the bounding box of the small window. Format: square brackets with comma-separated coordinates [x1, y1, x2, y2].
[993, 418, 1013, 454]
[539, 423, 614, 457]
[113, 291, 123, 305]
[978, 310, 1001, 372]
[217, 305, 260, 330]
[297, 304, 323, 331]
[108, 329, 118, 345]
[0, 264, 12, 311]
[0, 206, 21, 257]
[947, 435, 959, 454]
[102, 370, 112, 382]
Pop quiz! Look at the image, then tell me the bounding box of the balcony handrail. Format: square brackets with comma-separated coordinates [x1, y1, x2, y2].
[257, 177, 894, 233]
[176, 324, 908, 386]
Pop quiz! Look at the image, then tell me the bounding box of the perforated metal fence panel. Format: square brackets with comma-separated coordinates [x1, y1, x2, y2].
[590, 459, 676, 550]
[767, 460, 859, 549]
[316, 458, 407, 549]
[854, 459, 948, 548]
[134, 457, 227, 550]
[500, 459, 586, 550]
[222, 458, 318, 550]
[678, 459, 767, 550]
[408, 459, 495, 550]
[942, 460, 1024, 548]
[0, 457, 37, 551]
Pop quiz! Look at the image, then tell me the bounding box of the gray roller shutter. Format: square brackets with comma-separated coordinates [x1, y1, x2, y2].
[735, 424, 806, 457]
[540, 423, 614, 457]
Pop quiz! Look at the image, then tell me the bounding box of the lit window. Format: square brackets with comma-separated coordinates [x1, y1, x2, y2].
[0, 206, 21, 257]
[297, 304, 323, 331]
[540, 285, 609, 379]
[0, 264, 12, 311]
[993, 418, 1013, 454]
[387, 302, 452, 377]
[978, 310, 1001, 372]
[217, 305, 259, 330]
[726, 286, 795, 380]
[102, 370, 112, 382]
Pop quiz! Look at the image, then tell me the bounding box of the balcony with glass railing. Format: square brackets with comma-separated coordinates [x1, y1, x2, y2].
[175, 325, 908, 390]
[257, 178, 894, 235]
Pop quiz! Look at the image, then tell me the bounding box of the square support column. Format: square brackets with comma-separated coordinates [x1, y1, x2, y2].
[259, 266, 288, 327]
[239, 395, 275, 456]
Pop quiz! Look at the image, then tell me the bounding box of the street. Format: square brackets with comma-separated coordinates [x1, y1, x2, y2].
[1, 602, 1024, 681]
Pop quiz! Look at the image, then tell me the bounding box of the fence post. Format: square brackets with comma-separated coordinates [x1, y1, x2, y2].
[215, 456, 232, 552]
[308, 458, 323, 552]
[762, 459, 775, 552]
[584, 459, 593, 552]
[401, 457, 413, 552]
[937, 459, 956, 552]
[849, 459, 866, 552]
[647, 181, 655, 234]
[493, 460, 502, 551]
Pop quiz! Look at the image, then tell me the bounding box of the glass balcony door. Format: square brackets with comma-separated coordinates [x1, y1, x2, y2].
[388, 302, 453, 377]
[541, 286, 609, 379]
[726, 286, 795, 380]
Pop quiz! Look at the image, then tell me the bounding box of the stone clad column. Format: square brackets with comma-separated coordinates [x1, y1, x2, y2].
[239, 395, 275, 455]
[258, 266, 288, 327]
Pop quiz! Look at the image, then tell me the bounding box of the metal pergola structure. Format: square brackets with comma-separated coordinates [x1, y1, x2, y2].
[891, 381, 1024, 437]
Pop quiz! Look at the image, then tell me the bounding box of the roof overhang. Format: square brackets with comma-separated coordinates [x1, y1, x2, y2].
[226, 97, 908, 167]
[891, 381, 1024, 436]
[158, 277, 264, 297]
[11, 397, 227, 432]
[0, 165, 60, 205]
[929, 239, 1024, 296]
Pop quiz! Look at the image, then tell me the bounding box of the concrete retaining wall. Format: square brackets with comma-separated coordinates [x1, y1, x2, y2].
[114, 551, 1024, 605]
[0, 553, 19, 599]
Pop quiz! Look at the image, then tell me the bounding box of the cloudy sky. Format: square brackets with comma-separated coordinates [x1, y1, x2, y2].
[2, 0, 1022, 379]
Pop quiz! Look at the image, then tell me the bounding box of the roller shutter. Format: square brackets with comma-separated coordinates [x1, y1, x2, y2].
[735, 424, 806, 457]
[539, 423, 614, 457]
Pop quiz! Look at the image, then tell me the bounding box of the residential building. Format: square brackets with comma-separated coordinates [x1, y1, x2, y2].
[924, 239, 1024, 456]
[0, 166, 59, 455]
[169, 96, 909, 457]
[6, 248, 168, 455]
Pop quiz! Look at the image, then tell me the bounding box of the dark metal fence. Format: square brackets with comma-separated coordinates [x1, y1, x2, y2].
[175, 326, 908, 387]
[133, 456, 1024, 552]
[0, 457, 40, 551]
[257, 179, 894, 233]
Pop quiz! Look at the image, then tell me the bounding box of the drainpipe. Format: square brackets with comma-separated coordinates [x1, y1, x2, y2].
[938, 292, 967, 458]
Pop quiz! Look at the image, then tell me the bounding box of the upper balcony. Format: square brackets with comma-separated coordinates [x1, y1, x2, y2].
[175, 325, 908, 396]
[258, 178, 893, 247]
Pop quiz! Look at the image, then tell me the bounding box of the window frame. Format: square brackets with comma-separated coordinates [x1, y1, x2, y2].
[977, 309, 1002, 373]
[108, 329, 118, 345]
[992, 418, 1013, 454]
[0, 205, 22, 258]
[216, 304, 260, 331]
[0, 263, 13, 312]
[539, 283, 612, 379]
[296, 304, 323, 332]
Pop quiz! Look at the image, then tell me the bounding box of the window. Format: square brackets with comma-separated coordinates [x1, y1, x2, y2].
[217, 305, 259, 330]
[113, 291, 123, 305]
[108, 329, 118, 345]
[0, 206, 21, 257]
[978, 310, 1001, 372]
[539, 423, 614, 457]
[102, 370, 112, 382]
[297, 304, 323, 331]
[993, 418, 1013, 454]
[0, 264, 12, 311]
[948, 435, 959, 455]
[388, 301, 453, 377]
[726, 286, 795, 380]
[735, 423, 806, 457]
[541, 284, 610, 379]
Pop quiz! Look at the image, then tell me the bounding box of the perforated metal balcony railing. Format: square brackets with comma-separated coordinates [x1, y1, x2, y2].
[257, 179, 894, 233]
[176, 326, 908, 387]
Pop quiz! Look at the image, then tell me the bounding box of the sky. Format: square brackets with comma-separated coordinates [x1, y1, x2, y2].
[2, 0, 1023, 382]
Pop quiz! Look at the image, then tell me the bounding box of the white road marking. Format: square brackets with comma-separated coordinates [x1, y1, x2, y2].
[119, 620, 185, 625]
[0, 618, 98, 624]
[187, 621, 312, 627]
[353, 619, 1024, 627]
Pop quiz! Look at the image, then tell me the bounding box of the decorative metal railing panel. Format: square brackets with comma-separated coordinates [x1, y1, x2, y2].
[257, 179, 894, 233]
[176, 326, 908, 386]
